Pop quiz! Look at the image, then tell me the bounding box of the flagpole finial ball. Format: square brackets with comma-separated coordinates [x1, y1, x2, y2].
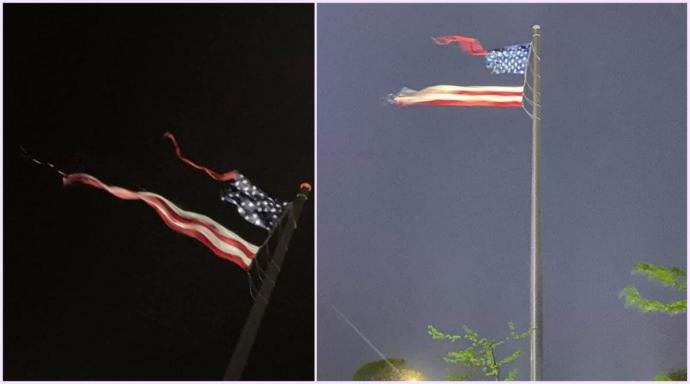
[300, 182, 312, 192]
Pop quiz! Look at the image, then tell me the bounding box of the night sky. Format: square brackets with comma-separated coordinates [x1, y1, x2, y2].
[317, 4, 686, 381]
[4, 4, 313, 380]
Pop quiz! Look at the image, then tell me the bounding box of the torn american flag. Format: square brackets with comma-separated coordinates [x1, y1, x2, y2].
[163, 132, 288, 231]
[432, 35, 530, 75]
[27, 132, 292, 271]
[221, 173, 288, 231]
[63, 173, 259, 270]
[391, 85, 524, 108]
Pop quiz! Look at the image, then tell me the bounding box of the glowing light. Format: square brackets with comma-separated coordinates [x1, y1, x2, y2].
[399, 369, 425, 381]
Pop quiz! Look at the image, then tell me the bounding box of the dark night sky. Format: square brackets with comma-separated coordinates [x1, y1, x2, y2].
[317, 4, 686, 381]
[4, 4, 313, 380]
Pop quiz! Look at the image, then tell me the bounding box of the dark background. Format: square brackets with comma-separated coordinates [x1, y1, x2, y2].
[4, 4, 313, 380]
[317, 4, 685, 381]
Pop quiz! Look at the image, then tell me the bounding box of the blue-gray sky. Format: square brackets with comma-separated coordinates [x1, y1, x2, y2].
[317, 4, 686, 380]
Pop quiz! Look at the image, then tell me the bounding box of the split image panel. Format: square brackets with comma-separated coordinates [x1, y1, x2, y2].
[4, 3, 313, 380]
[2, 1, 688, 382]
[316, 3, 686, 381]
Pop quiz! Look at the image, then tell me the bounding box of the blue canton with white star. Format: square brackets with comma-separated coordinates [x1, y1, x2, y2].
[485, 44, 530, 75]
[221, 173, 288, 231]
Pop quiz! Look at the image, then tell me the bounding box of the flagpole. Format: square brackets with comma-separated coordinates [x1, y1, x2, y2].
[223, 184, 312, 380]
[529, 24, 543, 381]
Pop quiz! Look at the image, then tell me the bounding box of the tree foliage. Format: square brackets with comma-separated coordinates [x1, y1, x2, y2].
[620, 263, 686, 381]
[619, 263, 686, 315]
[428, 322, 532, 381]
[655, 368, 687, 381]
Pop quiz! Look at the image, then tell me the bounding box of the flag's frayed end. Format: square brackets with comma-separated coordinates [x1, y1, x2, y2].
[395, 87, 418, 97]
[164, 131, 237, 182]
[20, 146, 68, 178]
[385, 88, 418, 107]
[432, 35, 488, 56]
[384, 93, 398, 106]
[385, 88, 416, 106]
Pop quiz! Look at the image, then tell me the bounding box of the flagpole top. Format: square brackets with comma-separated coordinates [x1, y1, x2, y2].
[299, 182, 312, 193]
[297, 182, 312, 201]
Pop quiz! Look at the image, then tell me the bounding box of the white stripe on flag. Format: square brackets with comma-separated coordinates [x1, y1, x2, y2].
[63, 173, 258, 270]
[408, 85, 524, 93]
[393, 85, 524, 107]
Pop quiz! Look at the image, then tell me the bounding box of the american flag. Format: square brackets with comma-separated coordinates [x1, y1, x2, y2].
[391, 85, 524, 108]
[164, 132, 288, 231]
[433, 35, 530, 75]
[221, 173, 288, 231]
[63, 173, 259, 271]
[485, 44, 530, 74]
[53, 132, 293, 271]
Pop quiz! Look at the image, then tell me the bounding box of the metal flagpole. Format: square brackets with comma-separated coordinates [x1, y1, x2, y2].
[223, 184, 312, 380]
[529, 24, 543, 381]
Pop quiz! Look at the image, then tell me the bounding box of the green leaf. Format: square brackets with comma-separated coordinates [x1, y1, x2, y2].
[632, 263, 686, 292]
[428, 325, 443, 339]
[507, 322, 517, 339]
[483, 348, 496, 370]
[498, 350, 522, 366]
[512, 327, 533, 340]
[619, 285, 687, 315]
[447, 372, 473, 380]
[445, 347, 482, 367]
[504, 368, 518, 381]
[428, 325, 462, 342]
[658, 369, 687, 381]
[463, 325, 481, 345]
[430, 320, 530, 382]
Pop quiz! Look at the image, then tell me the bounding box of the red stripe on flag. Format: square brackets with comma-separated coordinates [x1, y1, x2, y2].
[163, 132, 238, 182]
[142, 194, 257, 260]
[141, 197, 253, 269]
[63, 173, 257, 270]
[432, 35, 488, 56]
[391, 85, 524, 108]
[449, 90, 524, 96]
[397, 100, 523, 108]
